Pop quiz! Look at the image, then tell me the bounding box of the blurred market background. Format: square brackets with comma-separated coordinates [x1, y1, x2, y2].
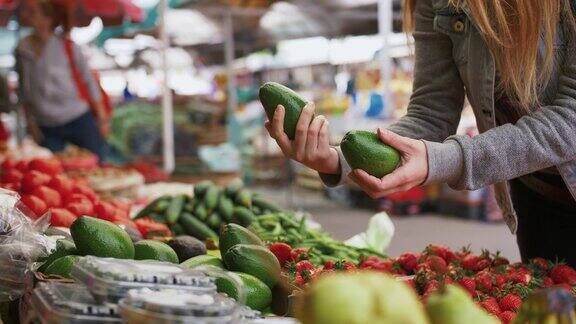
[0, 0, 518, 259]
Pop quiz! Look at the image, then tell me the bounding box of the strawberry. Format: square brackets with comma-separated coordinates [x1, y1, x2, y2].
[290, 247, 309, 262]
[425, 255, 448, 273]
[530, 257, 550, 272]
[423, 279, 440, 295]
[323, 260, 335, 270]
[268, 243, 293, 266]
[475, 272, 493, 292]
[542, 276, 554, 287]
[499, 293, 522, 312]
[335, 260, 356, 271]
[404, 278, 417, 291]
[458, 277, 477, 296]
[480, 297, 501, 316]
[294, 272, 306, 286]
[499, 311, 516, 324]
[492, 252, 509, 267]
[397, 252, 419, 273]
[461, 254, 480, 271]
[550, 264, 576, 285]
[425, 244, 457, 263]
[494, 274, 507, 289]
[475, 259, 491, 271]
[296, 260, 315, 273]
[508, 268, 532, 285]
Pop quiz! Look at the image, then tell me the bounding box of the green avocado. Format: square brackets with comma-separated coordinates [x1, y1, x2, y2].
[340, 130, 401, 178]
[259, 82, 307, 140]
[70, 216, 135, 259]
[223, 244, 281, 288]
[134, 240, 179, 263]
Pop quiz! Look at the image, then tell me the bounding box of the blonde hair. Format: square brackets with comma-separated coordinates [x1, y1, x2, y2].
[404, 0, 576, 110]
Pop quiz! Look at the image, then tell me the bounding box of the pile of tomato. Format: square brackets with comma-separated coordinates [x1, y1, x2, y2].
[0, 157, 168, 237]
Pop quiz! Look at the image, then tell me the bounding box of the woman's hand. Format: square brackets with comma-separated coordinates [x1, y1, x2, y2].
[265, 103, 340, 175]
[348, 128, 429, 199]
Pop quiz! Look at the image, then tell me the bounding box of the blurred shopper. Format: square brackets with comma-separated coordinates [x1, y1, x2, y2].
[15, 0, 108, 160]
[265, 0, 576, 266]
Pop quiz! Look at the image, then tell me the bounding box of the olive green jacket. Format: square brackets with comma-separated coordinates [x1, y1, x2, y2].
[323, 0, 576, 233]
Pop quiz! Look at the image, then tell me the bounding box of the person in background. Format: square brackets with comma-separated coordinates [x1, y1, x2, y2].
[266, 0, 576, 266]
[15, 0, 108, 160]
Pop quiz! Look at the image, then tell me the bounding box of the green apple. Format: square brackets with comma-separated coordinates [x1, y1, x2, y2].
[296, 272, 429, 324]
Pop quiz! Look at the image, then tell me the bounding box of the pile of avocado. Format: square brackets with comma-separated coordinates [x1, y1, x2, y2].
[134, 180, 283, 241]
[39, 217, 205, 278]
[182, 223, 281, 312]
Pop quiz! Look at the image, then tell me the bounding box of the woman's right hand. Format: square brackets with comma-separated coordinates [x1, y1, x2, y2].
[264, 102, 340, 175]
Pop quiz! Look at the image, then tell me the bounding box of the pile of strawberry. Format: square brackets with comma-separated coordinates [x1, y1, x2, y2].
[403, 245, 576, 323]
[269, 242, 576, 324]
[0, 157, 169, 237]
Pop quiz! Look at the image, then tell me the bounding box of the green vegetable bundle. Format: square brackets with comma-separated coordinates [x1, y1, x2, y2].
[250, 212, 386, 265]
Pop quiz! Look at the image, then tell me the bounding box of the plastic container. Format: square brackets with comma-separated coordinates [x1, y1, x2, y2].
[118, 288, 260, 324]
[70, 256, 217, 303]
[30, 282, 121, 324]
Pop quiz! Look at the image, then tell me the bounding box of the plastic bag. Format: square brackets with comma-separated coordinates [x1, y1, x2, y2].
[344, 212, 395, 254]
[0, 189, 52, 302]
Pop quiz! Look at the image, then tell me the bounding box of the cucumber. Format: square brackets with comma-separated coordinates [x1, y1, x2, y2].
[193, 203, 208, 221]
[148, 212, 166, 223]
[207, 212, 222, 231]
[218, 196, 234, 223]
[252, 206, 263, 216]
[170, 223, 185, 236]
[194, 181, 213, 198]
[224, 179, 243, 198]
[259, 82, 307, 140]
[166, 195, 186, 225]
[134, 196, 170, 219]
[232, 206, 255, 227]
[204, 186, 220, 213]
[184, 196, 195, 213]
[179, 213, 218, 241]
[235, 189, 252, 209]
[154, 199, 171, 213]
[252, 196, 282, 213]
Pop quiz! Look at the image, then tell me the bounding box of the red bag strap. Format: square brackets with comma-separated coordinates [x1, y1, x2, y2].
[63, 38, 93, 105]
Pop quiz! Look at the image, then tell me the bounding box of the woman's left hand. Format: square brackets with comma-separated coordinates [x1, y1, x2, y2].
[348, 128, 429, 199]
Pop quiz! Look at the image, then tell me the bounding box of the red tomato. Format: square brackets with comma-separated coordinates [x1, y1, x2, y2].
[1, 182, 21, 192]
[94, 202, 118, 222]
[48, 175, 74, 198]
[50, 208, 77, 227]
[28, 158, 63, 176]
[111, 199, 131, 213]
[31, 186, 62, 208]
[1, 158, 16, 171]
[20, 194, 48, 217]
[14, 160, 29, 173]
[72, 184, 98, 203]
[2, 169, 23, 183]
[66, 201, 94, 217]
[134, 218, 171, 238]
[21, 170, 51, 193]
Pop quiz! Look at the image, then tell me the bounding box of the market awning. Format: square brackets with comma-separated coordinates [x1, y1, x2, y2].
[0, 0, 146, 28]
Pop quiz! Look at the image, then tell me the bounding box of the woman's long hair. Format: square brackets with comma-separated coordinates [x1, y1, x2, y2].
[404, 0, 576, 110]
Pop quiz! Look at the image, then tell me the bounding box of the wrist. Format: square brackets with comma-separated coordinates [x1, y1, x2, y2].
[317, 147, 340, 175]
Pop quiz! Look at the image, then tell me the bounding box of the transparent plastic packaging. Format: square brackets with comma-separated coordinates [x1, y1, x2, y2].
[118, 288, 260, 324]
[71, 256, 219, 303]
[28, 282, 121, 324]
[0, 189, 52, 301]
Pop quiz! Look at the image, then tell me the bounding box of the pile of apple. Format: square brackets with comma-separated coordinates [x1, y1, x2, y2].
[272, 243, 576, 324]
[0, 157, 169, 237]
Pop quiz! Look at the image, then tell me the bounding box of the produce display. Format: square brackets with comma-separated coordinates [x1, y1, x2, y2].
[133, 180, 283, 240]
[259, 82, 307, 140]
